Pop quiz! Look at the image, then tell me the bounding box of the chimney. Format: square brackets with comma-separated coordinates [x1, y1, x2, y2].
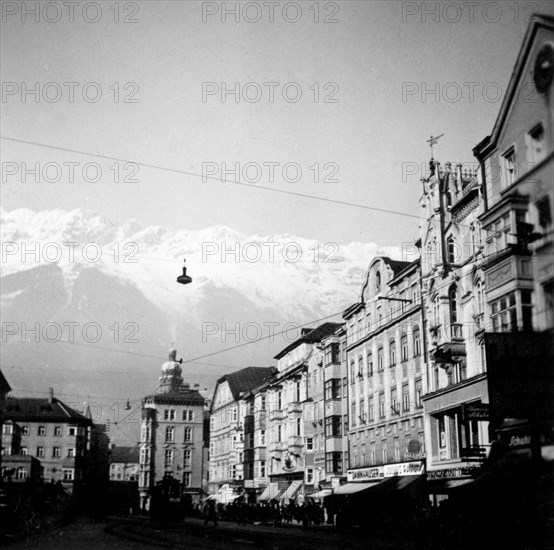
[48, 387, 54, 404]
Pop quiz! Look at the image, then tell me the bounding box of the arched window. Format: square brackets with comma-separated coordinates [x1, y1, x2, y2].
[447, 236, 456, 264]
[449, 285, 458, 324]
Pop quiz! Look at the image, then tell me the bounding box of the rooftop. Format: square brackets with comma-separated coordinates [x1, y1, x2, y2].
[5, 396, 91, 425]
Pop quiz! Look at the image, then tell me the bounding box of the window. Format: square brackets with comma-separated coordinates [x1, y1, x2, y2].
[306, 468, 314, 484]
[260, 395, 266, 411]
[260, 460, 266, 477]
[394, 439, 401, 461]
[21, 426, 29, 436]
[377, 347, 384, 372]
[296, 381, 301, 402]
[350, 401, 357, 427]
[20, 446, 28, 455]
[357, 356, 364, 378]
[382, 442, 388, 464]
[536, 196, 552, 229]
[325, 452, 342, 474]
[260, 429, 266, 446]
[164, 409, 175, 421]
[228, 465, 236, 479]
[324, 343, 340, 365]
[52, 447, 60, 458]
[447, 236, 456, 264]
[527, 123, 546, 163]
[63, 469, 74, 481]
[490, 292, 518, 332]
[183, 449, 192, 468]
[368, 397, 374, 422]
[438, 416, 447, 449]
[16, 467, 27, 480]
[277, 425, 282, 442]
[38, 425, 46, 436]
[415, 379, 423, 408]
[391, 388, 399, 415]
[37, 446, 45, 457]
[165, 426, 175, 442]
[67, 448, 76, 458]
[54, 426, 62, 436]
[502, 146, 517, 188]
[375, 271, 381, 293]
[306, 437, 314, 451]
[401, 335, 408, 362]
[68, 427, 77, 436]
[183, 472, 191, 487]
[413, 328, 421, 356]
[184, 427, 192, 442]
[349, 361, 356, 384]
[367, 352, 373, 376]
[164, 449, 173, 468]
[449, 285, 458, 324]
[379, 393, 385, 418]
[277, 392, 282, 410]
[342, 377, 348, 397]
[402, 385, 410, 412]
[325, 416, 342, 437]
[182, 410, 194, 421]
[296, 418, 301, 436]
[325, 379, 341, 400]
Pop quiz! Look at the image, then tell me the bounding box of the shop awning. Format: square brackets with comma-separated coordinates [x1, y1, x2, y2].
[307, 489, 333, 499]
[278, 480, 303, 501]
[427, 479, 474, 494]
[258, 481, 287, 501]
[205, 483, 236, 503]
[334, 481, 383, 495]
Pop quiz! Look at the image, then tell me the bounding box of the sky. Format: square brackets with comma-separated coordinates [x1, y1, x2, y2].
[3, 0, 553, 249]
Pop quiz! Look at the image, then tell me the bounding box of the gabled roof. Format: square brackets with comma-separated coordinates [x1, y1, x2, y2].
[274, 322, 344, 360]
[473, 13, 554, 158]
[110, 446, 139, 464]
[381, 257, 413, 276]
[216, 367, 274, 401]
[5, 397, 91, 425]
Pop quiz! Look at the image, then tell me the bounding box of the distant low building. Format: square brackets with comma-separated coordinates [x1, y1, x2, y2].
[109, 445, 140, 481]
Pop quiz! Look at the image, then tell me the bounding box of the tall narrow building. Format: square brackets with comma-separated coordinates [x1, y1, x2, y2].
[138, 348, 206, 512]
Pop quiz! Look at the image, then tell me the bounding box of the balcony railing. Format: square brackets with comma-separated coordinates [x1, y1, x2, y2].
[269, 409, 285, 421]
[287, 402, 303, 414]
[288, 435, 303, 449]
[450, 323, 463, 341]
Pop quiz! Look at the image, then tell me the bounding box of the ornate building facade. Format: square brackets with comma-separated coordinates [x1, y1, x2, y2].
[138, 349, 207, 511]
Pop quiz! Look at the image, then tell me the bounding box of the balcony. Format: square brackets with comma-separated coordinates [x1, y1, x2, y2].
[288, 435, 303, 449]
[269, 409, 285, 422]
[268, 441, 285, 453]
[287, 402, 303, 415]
[450, 323, 463, 341]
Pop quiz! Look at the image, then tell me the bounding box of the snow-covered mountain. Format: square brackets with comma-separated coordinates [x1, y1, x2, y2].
[0, 207, 401, 420]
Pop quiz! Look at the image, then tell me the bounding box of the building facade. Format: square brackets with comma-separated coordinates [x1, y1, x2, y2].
[343, 257, 426, 483]
[473, 13, 554, 457]
[265, 323, 343, 501]
[3, 388, 92, 493]
[418, 159, 491, 501]
[208, 367, 273, 503]
[139, 349, 206, 510]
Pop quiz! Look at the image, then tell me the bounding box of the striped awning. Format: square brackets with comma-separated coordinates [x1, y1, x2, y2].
[278, 480, 303, 501]
[258, 481, 287, 501]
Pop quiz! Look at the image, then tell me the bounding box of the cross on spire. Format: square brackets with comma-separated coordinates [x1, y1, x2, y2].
[427, 133, 444, 159]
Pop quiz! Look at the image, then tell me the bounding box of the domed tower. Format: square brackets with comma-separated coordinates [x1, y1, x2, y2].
[159, 348, 184, 392]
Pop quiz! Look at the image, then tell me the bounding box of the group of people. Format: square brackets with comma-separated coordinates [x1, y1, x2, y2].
[202, 498, 327, 527]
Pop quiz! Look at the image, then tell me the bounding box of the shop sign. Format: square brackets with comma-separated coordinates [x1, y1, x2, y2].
[462, 403, 490, 421]
[384, 461, 424, 477]
[426, 466, 478, 480]
[347, 466, 384, 482]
